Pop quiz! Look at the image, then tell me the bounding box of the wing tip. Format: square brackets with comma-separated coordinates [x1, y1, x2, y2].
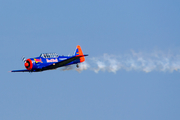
[9, 69, 30, 72]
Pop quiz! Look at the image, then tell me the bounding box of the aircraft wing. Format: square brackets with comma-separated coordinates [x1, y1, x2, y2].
[42, 54, 88, 71]
[10, 69, 30, 72]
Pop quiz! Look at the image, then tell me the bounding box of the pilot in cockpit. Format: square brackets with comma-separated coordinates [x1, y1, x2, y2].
[44, 54, 46, 58]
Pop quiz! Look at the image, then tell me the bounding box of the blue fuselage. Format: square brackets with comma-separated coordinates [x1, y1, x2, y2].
[29, 56, 80, 71]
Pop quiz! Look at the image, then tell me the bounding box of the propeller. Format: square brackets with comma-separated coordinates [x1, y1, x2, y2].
[22, 56, 26, 63]
[21, 56, 33, 70]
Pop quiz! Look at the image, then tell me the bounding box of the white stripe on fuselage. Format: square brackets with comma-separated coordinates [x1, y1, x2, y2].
[59, 58, 67, 61]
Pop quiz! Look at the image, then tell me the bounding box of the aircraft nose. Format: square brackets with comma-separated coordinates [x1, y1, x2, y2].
[25, 62, 29, 67]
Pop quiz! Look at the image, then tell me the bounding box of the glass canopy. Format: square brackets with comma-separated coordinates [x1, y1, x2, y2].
[39, 53, 59, 58]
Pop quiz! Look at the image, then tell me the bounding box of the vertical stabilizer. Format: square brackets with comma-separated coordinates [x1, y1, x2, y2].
[74, 45, 85, 62]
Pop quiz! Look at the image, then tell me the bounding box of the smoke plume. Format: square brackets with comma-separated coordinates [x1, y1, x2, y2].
[76, 50, 180, 73]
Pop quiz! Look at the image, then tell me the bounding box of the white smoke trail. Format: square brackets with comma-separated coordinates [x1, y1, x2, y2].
[76, 50, 180, 73]
[61, 65, 74, 71]
[76, 62, 90, 73]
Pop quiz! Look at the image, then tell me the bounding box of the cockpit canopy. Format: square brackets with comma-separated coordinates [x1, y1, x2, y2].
[40, 53, 59, 58]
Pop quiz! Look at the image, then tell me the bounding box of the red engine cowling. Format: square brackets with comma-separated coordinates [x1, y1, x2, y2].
[24, 59, 33, 70]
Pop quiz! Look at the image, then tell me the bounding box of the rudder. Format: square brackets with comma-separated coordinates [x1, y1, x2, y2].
[74, 45, 85, 62]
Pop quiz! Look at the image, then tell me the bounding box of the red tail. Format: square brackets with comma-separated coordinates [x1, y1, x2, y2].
[74, 45, 85, 62]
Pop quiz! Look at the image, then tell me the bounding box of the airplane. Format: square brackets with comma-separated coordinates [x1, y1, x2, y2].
[10, 45, 88, 72]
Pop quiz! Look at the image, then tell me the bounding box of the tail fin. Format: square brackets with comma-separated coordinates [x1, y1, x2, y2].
[74, 45, 85, 62]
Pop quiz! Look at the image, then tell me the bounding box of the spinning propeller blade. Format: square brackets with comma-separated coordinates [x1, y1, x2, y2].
[22, 56, 26, 63]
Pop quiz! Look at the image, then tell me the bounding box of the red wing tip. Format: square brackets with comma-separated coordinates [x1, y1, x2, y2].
[8, 71, 12, 72]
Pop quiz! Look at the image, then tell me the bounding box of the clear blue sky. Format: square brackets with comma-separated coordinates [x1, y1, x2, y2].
[0, 0, 180, 120]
